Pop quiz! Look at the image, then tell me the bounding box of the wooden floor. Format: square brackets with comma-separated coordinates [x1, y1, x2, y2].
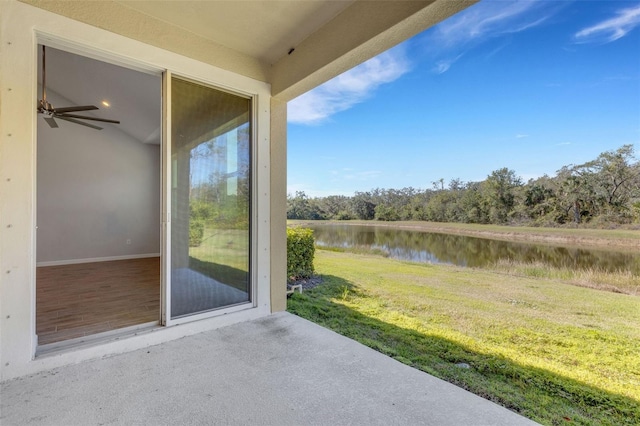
[36, 257, 160, 346]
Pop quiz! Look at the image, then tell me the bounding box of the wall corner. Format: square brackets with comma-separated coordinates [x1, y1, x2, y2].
[269, 98, 287, 313]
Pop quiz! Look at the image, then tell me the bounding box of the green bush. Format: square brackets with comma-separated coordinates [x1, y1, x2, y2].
[189, 219, 205, 247]
[374, 204, 400, 221]
[287, 227, 315, 281]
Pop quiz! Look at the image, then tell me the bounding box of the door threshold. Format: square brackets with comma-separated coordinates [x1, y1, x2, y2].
[36, 321, 161, 357]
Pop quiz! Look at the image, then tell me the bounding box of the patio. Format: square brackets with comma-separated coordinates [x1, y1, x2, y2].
[0, 312, 536, 425]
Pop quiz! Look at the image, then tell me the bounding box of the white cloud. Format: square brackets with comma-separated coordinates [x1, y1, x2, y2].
[433, 54, 463, 74]
[516, 134, 529, 139]
[420, 1, 561, 73]
[426, 1, 553, 49]
[287, 46, 410, 125]
[574, 4, 640, 43]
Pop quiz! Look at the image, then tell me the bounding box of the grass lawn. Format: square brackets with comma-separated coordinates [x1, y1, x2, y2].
[188, 227, 249, 289]
[288, 249, 640, 425]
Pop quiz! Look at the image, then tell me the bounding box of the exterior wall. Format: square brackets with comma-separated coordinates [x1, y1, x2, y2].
[270, 98, 287, 312]
[0, 1, 272, 381]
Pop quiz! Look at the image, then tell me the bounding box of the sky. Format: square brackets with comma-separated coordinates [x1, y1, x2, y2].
[287, 0, 640, 197]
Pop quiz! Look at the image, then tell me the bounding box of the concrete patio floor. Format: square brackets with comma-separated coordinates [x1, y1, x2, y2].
[1, 312, 538, 425]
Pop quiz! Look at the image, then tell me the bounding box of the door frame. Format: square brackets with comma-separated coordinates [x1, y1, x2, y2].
[1, 3, 271, 379]
[31, 30, 271, 344]
[162, 71, 260, 327]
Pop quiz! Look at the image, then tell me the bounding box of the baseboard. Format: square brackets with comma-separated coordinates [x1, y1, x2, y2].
[36, 253, 161, 267]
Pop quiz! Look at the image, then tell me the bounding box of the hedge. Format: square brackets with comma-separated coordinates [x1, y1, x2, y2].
[189, 219, 205, 247]
[287, 227, 315, 281]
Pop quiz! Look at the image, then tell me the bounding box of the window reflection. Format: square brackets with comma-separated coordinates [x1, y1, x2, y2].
[171, 78, 251, 318]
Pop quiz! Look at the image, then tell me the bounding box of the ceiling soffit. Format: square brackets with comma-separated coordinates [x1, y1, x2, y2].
[115, 0, 356, 66]
[20, 0, 477, 102]
[19, 0, 270, 82]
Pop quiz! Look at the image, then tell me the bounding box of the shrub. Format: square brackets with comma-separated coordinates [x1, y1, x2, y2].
[375, 205, 400, 221]
[189, 219, 205, 247]
[287, 227, 315, 281]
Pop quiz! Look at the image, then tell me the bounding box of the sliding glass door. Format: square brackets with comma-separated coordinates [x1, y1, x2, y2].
[170, 77, 251, 319]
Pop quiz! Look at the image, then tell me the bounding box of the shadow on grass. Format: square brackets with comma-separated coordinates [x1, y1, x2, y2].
[189, 257, 248, 291]
[288, 274, 639, 426]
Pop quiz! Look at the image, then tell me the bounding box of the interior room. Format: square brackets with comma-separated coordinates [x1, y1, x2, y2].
[36, 45, 162, 346]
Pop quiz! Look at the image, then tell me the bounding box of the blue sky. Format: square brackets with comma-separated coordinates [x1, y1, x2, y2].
[287, 0, 640, 197]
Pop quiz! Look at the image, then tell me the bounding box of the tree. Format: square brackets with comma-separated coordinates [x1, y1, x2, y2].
[519, 175, 560, 224]
[287, 191, 313, 219]
[318, 195, 351, 220]
[555, 145, 639, 224]
[483, 168, 522, 224]
[285, 144, 638, 226]
[351, 191, 376, 220]
[583, 145, 639, 222]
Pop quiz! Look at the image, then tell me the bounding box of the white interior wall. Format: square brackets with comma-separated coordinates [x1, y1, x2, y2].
[36, 88, 161, 265]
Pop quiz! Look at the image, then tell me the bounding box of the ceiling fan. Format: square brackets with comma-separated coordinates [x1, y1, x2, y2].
[37, 46, 120, 130]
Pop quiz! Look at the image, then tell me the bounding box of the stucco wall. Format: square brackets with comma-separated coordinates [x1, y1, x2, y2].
[0, 1, 272, 381]
[270, 98, 287, 313]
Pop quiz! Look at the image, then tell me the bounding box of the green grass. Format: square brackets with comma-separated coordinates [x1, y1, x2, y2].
[288, 249, 640, 425]
[188, 227, 249, 289]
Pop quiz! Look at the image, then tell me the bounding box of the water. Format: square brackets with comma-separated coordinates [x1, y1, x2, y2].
[307, 223, 640, 275]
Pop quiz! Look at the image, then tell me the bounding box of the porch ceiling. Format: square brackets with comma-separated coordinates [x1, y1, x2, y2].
[21, 0, 477, 101]
[115, 0, 356, 66]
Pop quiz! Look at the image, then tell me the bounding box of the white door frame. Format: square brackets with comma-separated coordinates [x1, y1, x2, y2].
[0, 3, 271, 379]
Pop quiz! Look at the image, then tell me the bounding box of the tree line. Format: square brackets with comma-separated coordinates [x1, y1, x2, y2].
[287, 145, 640, 226]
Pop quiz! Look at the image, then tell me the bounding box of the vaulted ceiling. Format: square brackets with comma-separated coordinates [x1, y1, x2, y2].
[38, 46, 161, 144]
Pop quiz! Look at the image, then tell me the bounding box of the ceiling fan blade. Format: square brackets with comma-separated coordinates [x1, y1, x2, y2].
[43, 117, 59, 128]
[56, 116, 103, 130]
[56, 113, 120, 124]
[54, 105, 99, 113]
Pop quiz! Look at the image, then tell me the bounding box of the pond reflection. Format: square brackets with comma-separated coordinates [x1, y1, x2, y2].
[307, 224, 640, 275]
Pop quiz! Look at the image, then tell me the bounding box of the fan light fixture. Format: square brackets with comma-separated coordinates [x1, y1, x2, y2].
[36, 46, 120, 130]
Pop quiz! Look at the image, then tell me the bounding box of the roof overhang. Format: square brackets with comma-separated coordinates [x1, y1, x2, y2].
[19, 0, 477, 101]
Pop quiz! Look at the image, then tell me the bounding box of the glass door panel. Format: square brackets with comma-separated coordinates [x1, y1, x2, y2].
[170, 77, 251, 319]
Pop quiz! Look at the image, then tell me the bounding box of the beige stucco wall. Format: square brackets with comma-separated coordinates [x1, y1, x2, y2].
[270, 98, 287, 313]
[0, 0, 273, 380]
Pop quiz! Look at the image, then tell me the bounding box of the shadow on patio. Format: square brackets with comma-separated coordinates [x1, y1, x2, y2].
[0, 311, 536, 425]
[287, 274, 639, 425]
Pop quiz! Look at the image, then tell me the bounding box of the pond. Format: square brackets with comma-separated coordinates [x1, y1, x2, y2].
[306, 223, 640, 275]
